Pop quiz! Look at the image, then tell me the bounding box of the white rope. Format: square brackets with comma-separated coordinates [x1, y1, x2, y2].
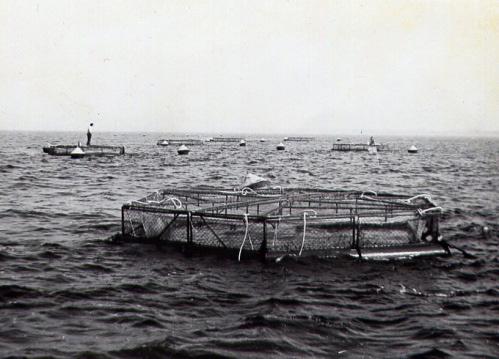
[360, 191, 377, 199]
[298, 210, 317, 256]
[241, 187, 257, 196]
[299, 213, 307, 256]
[162, 197, 183, 209]
[272, 217, 281, 248]
[131, 196, 183, 209]
[231, 187, 257, 196]
[417, 207, 443, 216]
[406, 194, 431, 203]
[238, 214, 253, 261]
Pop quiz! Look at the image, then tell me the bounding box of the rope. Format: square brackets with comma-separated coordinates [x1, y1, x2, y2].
[298, 210, 317, 256]
[131, 196, 183, 209]
[417, 207, 443, 216]
[238, 214, 253, 261]
[241, 187, 257, 196]
[406, 194, 431, 203]
[360, 191, 377, 199]
[231, 187, 257, 196]
[161, 197, 183, 208]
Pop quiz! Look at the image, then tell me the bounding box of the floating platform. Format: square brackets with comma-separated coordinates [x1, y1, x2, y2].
[157, 139, 204, 146]
[120, 187, 448, 261]
[211, 137, 244, 143]
[43, 144, 125, 156]
[332, 143, 390, 152]
[284, 137, 314, 142]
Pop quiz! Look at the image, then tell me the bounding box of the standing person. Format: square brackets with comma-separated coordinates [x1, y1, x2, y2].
[87, 123, 94, 146]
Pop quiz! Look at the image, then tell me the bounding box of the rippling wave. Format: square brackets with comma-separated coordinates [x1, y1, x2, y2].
[0, 131, 497, 358]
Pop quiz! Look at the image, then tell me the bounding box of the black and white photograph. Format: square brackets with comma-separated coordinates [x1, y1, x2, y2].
[0, 1, 498, 358]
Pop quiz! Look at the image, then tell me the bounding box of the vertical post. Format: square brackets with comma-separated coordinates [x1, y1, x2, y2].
[351, 215, 356, 248]
[259, 220, 267, 260]
[356, 216, 361, 249]
[186, 213, 191, 244]
[121, 206, 125, 236]
[431, 215, 440, 242]
[354, 215, 362, 259]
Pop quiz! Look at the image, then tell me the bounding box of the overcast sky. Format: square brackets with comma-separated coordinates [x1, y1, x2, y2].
[0, 0, 497, 135]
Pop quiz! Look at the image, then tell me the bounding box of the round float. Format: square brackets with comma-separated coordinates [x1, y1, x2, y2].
[178, 144, 190, 155]
[70, 146, 85, 159]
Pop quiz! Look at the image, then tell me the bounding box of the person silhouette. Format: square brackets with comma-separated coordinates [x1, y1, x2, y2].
[87, 123, 94, 146]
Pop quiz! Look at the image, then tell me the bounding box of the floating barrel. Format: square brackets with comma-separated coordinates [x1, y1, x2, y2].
[70, 146, 85, 159]
[276, 142, 285, 150]
[408, 145, 418, 153]
[178, 144, 190, 155]
[239, 140, 246, 147]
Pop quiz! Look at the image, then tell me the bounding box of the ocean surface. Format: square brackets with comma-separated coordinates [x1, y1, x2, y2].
[0, 131, 497, 359]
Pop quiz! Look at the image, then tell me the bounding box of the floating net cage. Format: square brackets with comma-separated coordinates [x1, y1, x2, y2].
[121, 187, 447, 260]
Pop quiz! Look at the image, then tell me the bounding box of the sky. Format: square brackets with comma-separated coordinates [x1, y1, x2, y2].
[0, 0, 498, 135]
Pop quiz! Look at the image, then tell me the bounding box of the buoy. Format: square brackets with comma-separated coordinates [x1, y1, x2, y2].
[408, 145, 418, 153]
[239, 140, 246, 147]
[336, 138, 341, 142]
[276, 142, 285, 150]
[177, 144, 190, 155]
[70, 145, 85, 159]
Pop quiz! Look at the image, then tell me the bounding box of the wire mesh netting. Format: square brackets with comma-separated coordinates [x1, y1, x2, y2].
[121, 187, 444, 260]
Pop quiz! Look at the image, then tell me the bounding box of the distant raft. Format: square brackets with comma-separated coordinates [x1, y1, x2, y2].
[284, 137, 314, 142]
[157, 139, 203, 146]
[43, 144, 125, 156]
[211, 137, 244, 143]
[332, 143, 389, 152]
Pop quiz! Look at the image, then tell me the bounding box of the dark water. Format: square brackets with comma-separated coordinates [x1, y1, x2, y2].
[0, 131, 498, 358]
